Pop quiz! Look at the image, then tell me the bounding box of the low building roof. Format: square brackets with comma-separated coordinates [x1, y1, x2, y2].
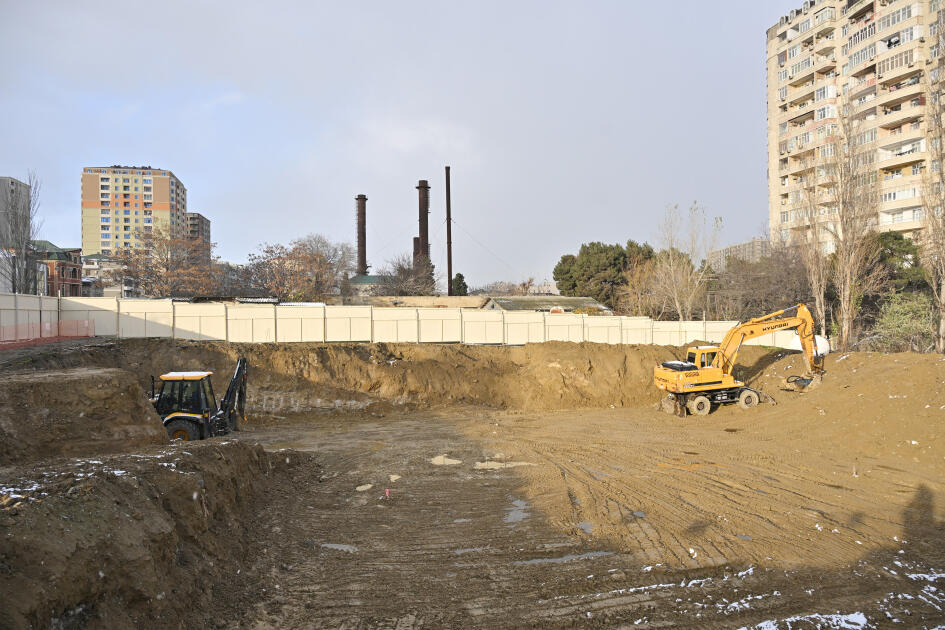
[348, 274, 384, 285]
[485, 295, 611, 313]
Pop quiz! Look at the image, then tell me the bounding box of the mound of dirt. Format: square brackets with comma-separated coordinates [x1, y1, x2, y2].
[0, 440, 318, 628]
[0, 339, 781, 417]
[0, 367, 167, 465]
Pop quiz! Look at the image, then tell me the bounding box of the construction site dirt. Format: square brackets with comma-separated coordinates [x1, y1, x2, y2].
[1, 339, 944, 628]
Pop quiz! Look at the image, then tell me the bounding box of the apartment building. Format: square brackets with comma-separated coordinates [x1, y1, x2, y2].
[80, 165, 188, 257]
[767, 0, 943, 245]
[707, 238, 773, 272]
[185, 212, 211, 244]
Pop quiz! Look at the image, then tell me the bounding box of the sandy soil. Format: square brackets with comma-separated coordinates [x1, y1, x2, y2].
[1, 340, 944, 628]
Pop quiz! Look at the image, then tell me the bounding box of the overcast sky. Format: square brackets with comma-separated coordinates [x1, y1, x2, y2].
[0, 1, 800, 288]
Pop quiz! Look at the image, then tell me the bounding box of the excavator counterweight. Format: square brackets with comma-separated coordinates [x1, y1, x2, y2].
[653, 305, 825, 417]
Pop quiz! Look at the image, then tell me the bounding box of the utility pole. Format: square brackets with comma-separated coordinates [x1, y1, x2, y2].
[445, 166, 453, 295]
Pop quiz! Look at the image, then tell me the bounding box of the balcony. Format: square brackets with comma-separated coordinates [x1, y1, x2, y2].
[843, 0, 875, 21]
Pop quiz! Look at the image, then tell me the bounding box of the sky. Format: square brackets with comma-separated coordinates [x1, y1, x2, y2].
[0, 0, 801, 289]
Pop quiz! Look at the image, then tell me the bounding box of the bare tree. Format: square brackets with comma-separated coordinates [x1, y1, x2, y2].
[920, 11, 945, 352]
[796, 153, 832, 338]
[823, 97, 886, 350]
[110, 229, 219, 298]
[247, 234, 355, 301]
[0, 171, 42, 294]
[651, 202, 720, 320]
[517, 277, 535, 296]
[373, 254, 435, 296]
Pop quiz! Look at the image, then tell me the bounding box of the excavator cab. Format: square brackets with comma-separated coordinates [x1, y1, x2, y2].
[686, 347, 718, 369]
[152, 358, 248, 441]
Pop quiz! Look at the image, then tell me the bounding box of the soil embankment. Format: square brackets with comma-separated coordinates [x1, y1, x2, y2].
[0, 367, 167, 465]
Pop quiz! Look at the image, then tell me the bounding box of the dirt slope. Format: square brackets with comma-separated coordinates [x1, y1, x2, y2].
[0, 367, 167, 464]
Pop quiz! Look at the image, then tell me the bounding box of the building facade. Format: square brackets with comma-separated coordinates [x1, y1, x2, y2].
[707, 238, 772, 272]
[767, 0, 942, 244]
[185, 212, 211, 244]
[80, 165, 188, 257]
[31, 240, 82, 297]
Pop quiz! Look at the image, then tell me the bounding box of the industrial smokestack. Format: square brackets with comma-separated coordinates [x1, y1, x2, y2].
[355, 194, 368, 276]
[417, 179, 430, 261]
[412, 236, 421, 266]
[445, 166, 453, 295]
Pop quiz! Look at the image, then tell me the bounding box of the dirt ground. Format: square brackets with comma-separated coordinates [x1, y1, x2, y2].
[1, 339, 944, 628]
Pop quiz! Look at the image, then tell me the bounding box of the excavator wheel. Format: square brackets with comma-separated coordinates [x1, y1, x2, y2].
[687, 395, 711, 416]
[738, 389, 759, 410]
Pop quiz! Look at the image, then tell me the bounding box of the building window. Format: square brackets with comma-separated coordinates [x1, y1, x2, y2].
[101, 201, 110, 207]
[101, 234, 111, 239]
[101, 209, 109, 215]
[124, 209, 130, 215]
[144, 218, 152, 224]
[123, 202, 130, 208]
[101, 217, 110, 223]
[144, 202, 152, 208]
[143, 178, 152, 183]
[101, 226, 110, 231]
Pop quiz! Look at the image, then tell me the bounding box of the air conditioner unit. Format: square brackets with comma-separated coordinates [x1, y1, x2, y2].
[908, 62, 915, 67]
[789, 73, 795, 79]
[919, 37, 926, 43]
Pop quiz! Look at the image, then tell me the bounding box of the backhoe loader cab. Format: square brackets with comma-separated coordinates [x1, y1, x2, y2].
[152, 358, 248, 441]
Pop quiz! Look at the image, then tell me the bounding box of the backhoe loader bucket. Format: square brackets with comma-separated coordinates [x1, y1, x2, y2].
[780, 373, 823, 393]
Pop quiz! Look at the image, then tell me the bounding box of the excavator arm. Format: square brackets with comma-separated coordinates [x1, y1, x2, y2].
[212, 357, 248, 433]
[714, 304, 825, 381]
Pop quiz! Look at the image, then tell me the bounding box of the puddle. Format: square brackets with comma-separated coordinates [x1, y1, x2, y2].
[505, 499, 530, 524]
[453, 547, 488, 555]
[321, 543, 358, 553]
[584, 467, 609, 480]
[453, 518, 472, 523]
[576, 521, 594, 535]
[631, 510, 646, 519]
[431, 454, 461, 466]
[514, 551, 614, 566]
[736, 534, 752, 541]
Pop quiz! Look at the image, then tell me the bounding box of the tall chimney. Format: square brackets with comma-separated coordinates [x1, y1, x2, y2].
[355, 194, 368, 276]
[417, 179, 430, 261]
[412, 237, 421, 266]
[445, 166, 453, 295]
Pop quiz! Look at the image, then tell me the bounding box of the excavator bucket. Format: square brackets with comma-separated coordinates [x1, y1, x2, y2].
[780, 373, 823, 393]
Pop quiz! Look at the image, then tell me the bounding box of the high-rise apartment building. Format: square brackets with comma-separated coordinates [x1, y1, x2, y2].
[767, 0, 942, 244]
[185, 212, 211, 245]
[80, 165, 188, 256]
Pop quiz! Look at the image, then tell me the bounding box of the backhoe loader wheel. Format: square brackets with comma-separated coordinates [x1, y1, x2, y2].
[687, 395, 711, 416]
[166, 419, 200, 441]
[738, 389, 759, 410]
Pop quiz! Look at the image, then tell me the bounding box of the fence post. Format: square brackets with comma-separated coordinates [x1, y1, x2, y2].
[172, 301, 177, 339]
[542, 312, 547, 343]
[322, 305, 328, 343]
[13, 292, 19, 340]
[273, 303, 278, 343]
[224, 303, 229, 342]
[501, 310, 507, 345]
[370, 305, 375, 343]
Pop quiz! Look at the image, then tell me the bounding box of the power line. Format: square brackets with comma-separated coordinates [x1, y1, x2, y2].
[449, 217, 518, 274]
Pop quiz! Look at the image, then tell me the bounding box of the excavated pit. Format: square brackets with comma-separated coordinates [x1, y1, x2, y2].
[1, 339, 944, 628]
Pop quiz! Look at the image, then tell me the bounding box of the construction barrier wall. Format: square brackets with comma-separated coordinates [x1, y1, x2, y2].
[0, 292, 806, 349]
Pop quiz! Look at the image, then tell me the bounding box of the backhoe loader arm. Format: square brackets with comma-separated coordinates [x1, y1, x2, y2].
[713, 304, 824, 377]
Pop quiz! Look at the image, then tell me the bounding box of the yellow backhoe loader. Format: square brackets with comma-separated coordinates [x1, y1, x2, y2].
[653, 304, 825, 417]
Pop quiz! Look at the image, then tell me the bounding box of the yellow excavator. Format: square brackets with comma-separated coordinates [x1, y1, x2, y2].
[653, 304, 826, 417]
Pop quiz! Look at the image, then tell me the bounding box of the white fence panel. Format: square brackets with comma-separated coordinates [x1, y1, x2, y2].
[373, 307, 419, 343]
[461, 310, 504, 344]
[227, 305, 275, 342]
[325, 306, 372, 342]
[504, 312, 545, 345]
[620, 316, 652, 345]
[119, 299, 173, 338]
[173, 303, 227, 341]
[276, 305, 326, 343]
[60, 297, 118, 336]
[584, 315, 622, 344]
[418, 308, 462, 343]
[545, 313, 584, 343]
[40, 296, 58, 338]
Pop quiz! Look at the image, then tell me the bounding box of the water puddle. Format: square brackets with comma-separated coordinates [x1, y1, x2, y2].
[514, 551, 614, 566]
[321, 543, 358, 553]
[576, 521, 594, 534]
[630, 510, 646, 519]
[504, 498, 529, 524]
[453, 547, 488, 555]
[453, 518, 472, 524]
[736, 534, 752, 541]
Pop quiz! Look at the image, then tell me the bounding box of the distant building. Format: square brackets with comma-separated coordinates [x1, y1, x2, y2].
[82, 253, 139, 297]
[348, 274, 384, 296]
[31, 240, 82, 296]
[530, 281, 561, 296]
[484, 295, 611, 314]
[707, 238, 771, 272]
[185, 212, 211, 244]
[80, 165, 188, 257]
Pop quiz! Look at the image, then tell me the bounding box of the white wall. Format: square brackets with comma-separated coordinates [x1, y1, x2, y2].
[0, 292, 808, 350]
